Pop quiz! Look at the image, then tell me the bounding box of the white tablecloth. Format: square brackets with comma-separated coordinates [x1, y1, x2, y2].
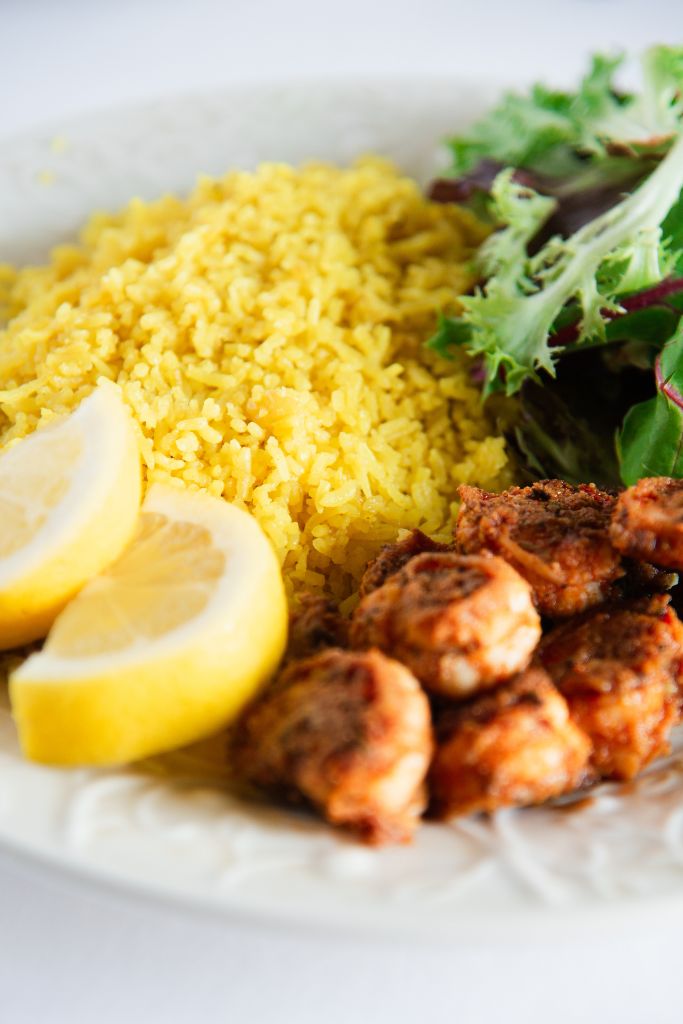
[4, 2, 683, 1020]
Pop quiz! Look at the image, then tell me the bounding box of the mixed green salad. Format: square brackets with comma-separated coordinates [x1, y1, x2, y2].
[430, 46, 683, 487]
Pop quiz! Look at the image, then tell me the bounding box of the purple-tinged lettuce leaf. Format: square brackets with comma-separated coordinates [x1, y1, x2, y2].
[440, 130, 683, 397]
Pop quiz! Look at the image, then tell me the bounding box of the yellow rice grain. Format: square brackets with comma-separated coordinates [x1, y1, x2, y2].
[0, 158, 511, 599]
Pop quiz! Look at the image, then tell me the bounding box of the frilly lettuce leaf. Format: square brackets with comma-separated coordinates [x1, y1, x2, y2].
[449, 46, 683, 177]
[434, 46, 683, 487]
[437, 129, 683, 397]
[584, 46, 683, 151]
[476, 170, 557, 280]
[449, 84, 580, 178]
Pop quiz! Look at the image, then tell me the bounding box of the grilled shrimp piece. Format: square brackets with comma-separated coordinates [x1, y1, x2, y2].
[430, 667, 592, 819]
[286, 592, 348, 662]
[610, 477, 683, 569]
[231, 648, 433, 844]
[539, 596, 683, 780]
[456, 480, 623, 618]
[350, 552, 541, 698]
[359, 530, 452, 596]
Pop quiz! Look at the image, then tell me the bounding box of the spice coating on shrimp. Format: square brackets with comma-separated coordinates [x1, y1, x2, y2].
[350, 551, 541, 698]
[610, 477, 683, 570]
[359, 530, 452, 597]
[286, 592, 349, 662]
[430, 667, 592, 819]
[456, 480, 623, 618]
[539, 596, 683, 779]
[230, 648, 433, 844]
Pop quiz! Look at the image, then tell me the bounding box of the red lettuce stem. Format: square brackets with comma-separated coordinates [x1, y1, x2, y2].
[655, 351, 683, 411]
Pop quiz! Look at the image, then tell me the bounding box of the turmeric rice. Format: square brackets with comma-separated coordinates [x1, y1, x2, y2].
[0, 157, 510, 599]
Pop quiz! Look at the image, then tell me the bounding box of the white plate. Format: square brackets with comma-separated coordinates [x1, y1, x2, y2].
[2, 78, 683, 941]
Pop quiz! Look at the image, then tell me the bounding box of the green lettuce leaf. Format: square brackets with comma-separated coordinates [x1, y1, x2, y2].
[448, 47, 683, 177]
[583, 46, 683, 152]
[442, 128, 683, 397]
[618, 326, 683, 483]
[449, 84, 580, 177]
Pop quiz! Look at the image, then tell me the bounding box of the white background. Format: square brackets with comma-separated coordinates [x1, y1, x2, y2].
[3, 1, 683, 1021]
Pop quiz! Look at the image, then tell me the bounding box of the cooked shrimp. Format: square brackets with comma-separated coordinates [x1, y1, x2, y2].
[429, 666, 592, 819]
[230, 648, 433, 844]
[359, 530, 452, 596]
[539, 596, 683, 779]
[286, 592, 348, 662]
[610, 477, 683, 570]
[350, 552, 541, 698]
[456, 480, 623, 618]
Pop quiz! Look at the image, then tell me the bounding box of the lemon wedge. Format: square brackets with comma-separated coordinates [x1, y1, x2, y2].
[0, 384, 142, 649]
[10, 484, 288, 766]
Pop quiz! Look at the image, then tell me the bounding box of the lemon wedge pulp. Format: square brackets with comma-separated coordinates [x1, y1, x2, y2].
[0, 384, 142, 649]
[10, 485, 288, 766]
